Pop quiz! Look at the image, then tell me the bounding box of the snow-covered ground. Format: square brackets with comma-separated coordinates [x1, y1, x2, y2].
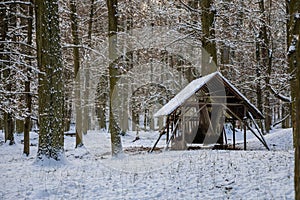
[0, 128, 294, 199]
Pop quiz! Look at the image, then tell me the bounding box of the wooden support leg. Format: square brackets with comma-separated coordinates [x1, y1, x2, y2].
[166, 117, 169, 144]
[233, 120, 236, 150]
[223, 127, 227, 145]
[244, 122, 247, 150]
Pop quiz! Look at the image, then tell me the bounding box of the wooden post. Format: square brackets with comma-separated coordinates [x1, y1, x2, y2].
[243, 106, 247, 150]
[166, 116, 169, 144]
[223, 127, 227, 145]
[243, 120, 247, 150]
[232, 120, 236, 150]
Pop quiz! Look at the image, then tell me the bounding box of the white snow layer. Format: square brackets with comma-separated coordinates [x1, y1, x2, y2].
[0, 128, 294, 199]
[288, 45, 296, 53]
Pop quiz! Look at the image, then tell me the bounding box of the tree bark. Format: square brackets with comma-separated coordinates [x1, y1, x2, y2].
[287, 0, 300, 198]
[16, 120, 24, 134]
[35, 0, 65, 161]
[0, 4, 6, 138]
[258, 0, 272, 134]
[23, 0, 33, 156]
[107, 0, 123, 156]
[296, 36, 300, 200]
[82, 0, 93, 134]
[94, 0, 107, 130]
[200, 0, 217, 75]
[96, 76, 107, 130]
[88, 0, 94, 46]
[255, 32, 265, 133]
[287, 0, 297, 144]
[70, 0, 83, 148]
[4, 3, 17, 145]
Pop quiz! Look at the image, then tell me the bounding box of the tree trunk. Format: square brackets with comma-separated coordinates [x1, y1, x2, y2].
[255, 33, 265, 132]
[70, 0, 84, 148]
[93, 0, 107, 130]
[81, 0, 96, 133]
[287, 0, 297, 144]
[88, 0, 94, 46]
[87, 0, 100, 131]
[96, 76, 107, 130]
[296, 37, 300, 200]
[23, 0, 33, 156]
[4, 3, 16, 145]
[35, 0, 65, 161]
[107, 0, 123, 156]
[120, 79, 128, 133]
[0, 4, 6, 137]
[16, 120, 24, 134]
[259, 0, 272, 134]
[200, 0, 217, 75]
[24, 79, 31, 155]
[287, 0, 300, 198]
[64, 99, 72, 132]
[4, 112, 14, 145]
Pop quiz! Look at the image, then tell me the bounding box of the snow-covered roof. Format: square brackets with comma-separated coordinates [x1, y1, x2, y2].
[154, 72, 218, 117]
[154, 71, 264, 119]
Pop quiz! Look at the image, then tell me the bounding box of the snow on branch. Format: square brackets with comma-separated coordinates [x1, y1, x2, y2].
[268, 85, 291, 103]
[0, 1, 32, 6]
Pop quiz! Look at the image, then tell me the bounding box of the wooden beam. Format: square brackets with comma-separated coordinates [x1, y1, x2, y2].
[222, 104, 243, 122]
[243, 106, 247, 150]
[232, 120, 236, 150]
[244, 121, 247, 150]
[184, 102, 245, 107]
[149, 132, 164, 153]
[166, 116, 169, 144]
[247, 111, 270, 150]
[182, 103, 207, 122]
[224, 104, 269, 150]
[246, 124, 270, 150]
[164, 119, 180, 150]
[223, 126, 227, 145]
[201, 96, 236, 99]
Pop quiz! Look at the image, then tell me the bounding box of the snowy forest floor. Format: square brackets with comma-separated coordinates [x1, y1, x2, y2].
[0, 127, 294, 199]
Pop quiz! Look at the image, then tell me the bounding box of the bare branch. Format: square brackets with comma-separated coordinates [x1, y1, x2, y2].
[268, 85, 291, 103]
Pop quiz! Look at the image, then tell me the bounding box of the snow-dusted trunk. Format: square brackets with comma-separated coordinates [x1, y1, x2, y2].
[2, 3, 16, 145]
[0, 5, 6, 138]
[287, 1, 297, 143]
[255, 37, 264, 133]
[288, 0, 300, 198]
[23, 0, 33, 156]
[107, 0, 123, 156]
[296, 38, 300, 200]
[258, 0, 272, 134]
[35, 0, 65, 161]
